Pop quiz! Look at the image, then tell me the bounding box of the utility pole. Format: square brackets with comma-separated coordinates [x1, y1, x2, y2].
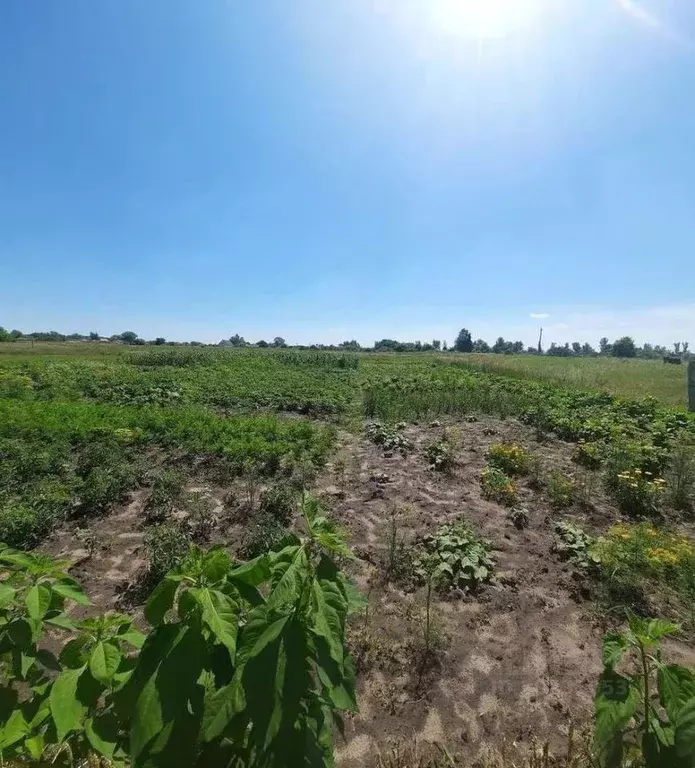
[537, 327, 543, 355]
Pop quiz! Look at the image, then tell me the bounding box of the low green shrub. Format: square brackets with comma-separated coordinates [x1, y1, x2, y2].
[480, 466, 518, 506]
[0, 502, 56, 549]
[143, 522, 191, 580]
[365, 421, 412, 455]
[424, 439, 455, 472]
[553, 521, 600, 570]
[546, 471, 576, 509]
[414, 521, 494, 593]
[487, 443, 531, 476]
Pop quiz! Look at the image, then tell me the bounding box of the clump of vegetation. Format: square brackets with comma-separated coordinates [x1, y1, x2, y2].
[487, 443, 531, 476]
[424, 438, 455, 472]
[480, 466, 518, 506]
[608, 468, 666, 517]
[593, 616, 695, 767]
[595, 522, 693, 580]
[666, 440, 695, 513]
[546, 471, 576, 509]
[0, 501, 358, 767]
[572, 439, 603, 469]
[186, 490, 217, 541]
[0, 501, 56, 550]
[554, 521, 600, 570]
[365, 421, 412, 455]
[143, 521, 191, 580]
[259, 483, 297, 526]
[144, 469, 185, 522]
[414, 521, 494, 594]
[382, 507, 413, 584]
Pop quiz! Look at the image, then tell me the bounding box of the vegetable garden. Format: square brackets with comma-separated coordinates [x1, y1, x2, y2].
[1, 346, 694, 766]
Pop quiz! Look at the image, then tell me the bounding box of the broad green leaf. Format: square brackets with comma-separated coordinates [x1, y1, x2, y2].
[658, 665, 695, 723]
[202, 548, 231, 583]
[0, 583, 16, 608]
[60, 636, 91, 669]
[267, 547, 308, 609]
[674, 697, 695, 760]
[130, 624, 206, 762]
[144, 577, 178, 626]
[0, 708, 28, 749]
[89, 642, 122, 686]
[50, 665, 87, 741]
[593, 669, 640, 768]
[201, 678, 245, 742]
[45, 613, 77, 631]
[241, 610, 291, 663]
[314, 635, 357, 712]
[52, 578, 90, 606]
[229, 554, 270, 586]
[338, 574, 367, 615]
[311, 577, 346, 667]
[85, 711, 120, 758]
[602, 630, 629, 671]
[7, 619, 32, 651]
[24, 733, 44, 760]
[192, 588, 238, 659]
[119, 628, 146, 649]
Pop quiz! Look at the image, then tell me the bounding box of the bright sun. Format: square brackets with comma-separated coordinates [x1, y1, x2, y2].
[428, 0, 539, 40]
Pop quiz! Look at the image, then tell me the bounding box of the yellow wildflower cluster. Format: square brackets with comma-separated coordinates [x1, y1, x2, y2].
[487, 443, 530, 476]
[602, 523, 694, 569]
[615, 468, 666, 491]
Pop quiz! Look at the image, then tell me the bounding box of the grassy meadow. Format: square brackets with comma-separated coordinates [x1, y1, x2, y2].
[455, 352, 690, 408]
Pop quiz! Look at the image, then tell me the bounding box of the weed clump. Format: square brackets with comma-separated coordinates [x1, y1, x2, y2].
[480, 466, 518, 506]
[487, 443, 531, 476]
[414, 522, 494, 594]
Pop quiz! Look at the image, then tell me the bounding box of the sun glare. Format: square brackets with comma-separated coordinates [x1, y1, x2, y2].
[428, 0, 540, 40]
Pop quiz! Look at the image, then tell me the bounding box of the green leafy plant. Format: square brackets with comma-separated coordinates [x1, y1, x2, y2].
[413, 522, 494, 594]
[554, 521, 601, 571]
[424, 439, 455, 472]
[143, 522, 191, 581]
[487, 443, 531, 476]
[593, 616, 695, 767]
[546, 471, 576, 509]
[480, 466, 518, 506]
[573, 439, 603, 470]
[593, 523, 695, 617]
[365, 421, 412, 456]
[666, 441, 695, 513]
[0, 499, 360, 766]
[144, 469, 185, 523]
[608, 468, 666, 517]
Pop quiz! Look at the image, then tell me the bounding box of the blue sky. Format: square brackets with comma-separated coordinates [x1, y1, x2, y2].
[1, 0, 694, 347]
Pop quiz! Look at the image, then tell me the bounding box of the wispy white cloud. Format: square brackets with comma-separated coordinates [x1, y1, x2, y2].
[614, 0, 663, 31]
[530, 312, 550, 319]
[613, 0, 691, 46]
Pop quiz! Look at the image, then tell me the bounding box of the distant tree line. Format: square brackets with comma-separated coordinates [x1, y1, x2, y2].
[0, 325, 691, 360]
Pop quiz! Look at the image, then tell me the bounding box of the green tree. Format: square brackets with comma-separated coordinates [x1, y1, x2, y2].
[472, 338, 490, 353]
[229, 334, 247, 347]
[10, 329, 23, 339]
[0, 326, 10, 342]
[256, 339, 269, 348]
[119, 331, 138, 345]
[454, 328, 473, 352]
[612, 336, 637, 358]
[154, 337, 166, 346]
[88, 331, 99, 341]
[273, 336, 287, 348]
[599, 337, 611, 355]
